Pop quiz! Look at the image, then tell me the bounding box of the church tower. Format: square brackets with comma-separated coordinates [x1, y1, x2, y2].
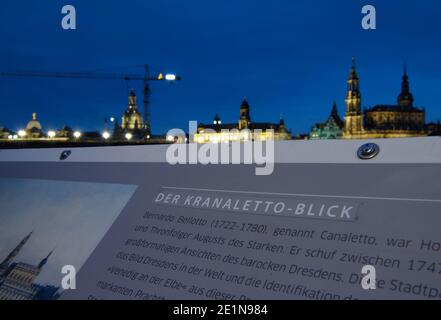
[38, 250, 53, 270]
[344, 58, 363, 138]
[122, 89, 144, 131]
[0, 231, 32, 275]
[397, 64, 414, 108]
[238, 98, 251, 130]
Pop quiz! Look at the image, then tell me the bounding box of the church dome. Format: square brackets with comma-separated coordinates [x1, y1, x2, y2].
[26, 113, 42, 131]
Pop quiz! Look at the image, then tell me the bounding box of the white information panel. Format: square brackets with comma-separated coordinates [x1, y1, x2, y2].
[0, 137, 440, 300]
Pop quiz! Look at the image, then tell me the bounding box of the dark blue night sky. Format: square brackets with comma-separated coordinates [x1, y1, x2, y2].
[0, 0, 440, 134]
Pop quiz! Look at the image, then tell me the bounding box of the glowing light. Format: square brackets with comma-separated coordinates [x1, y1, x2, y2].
[166, 135, 175, 142]
[7, 135, 13, 140]
[125, 133, 133, 140]
[165, 74, 176, 81]
[18, 130, 26, 138]
[109, 117, 115, 123]
[73, 131, 82, 139]
[102, 131, 110, 140]
[146, 135, 151, 139]
[47, 131, 56, 138]
[157, 73, 164, 80]
[13, 135, 18, 140]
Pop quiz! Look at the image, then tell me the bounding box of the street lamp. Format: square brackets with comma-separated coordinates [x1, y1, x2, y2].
[48, 131, 56, 139]
[73, 131, 82, 139]
[102, 131, 111, 140]
[125, 132, 133, 141]
[165, 74, 177, 81]
[18, 130, 26, 138]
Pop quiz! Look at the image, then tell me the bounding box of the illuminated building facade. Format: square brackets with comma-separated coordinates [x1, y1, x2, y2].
[0, 126, 11, 139]
[343, 60, 426, 139]
[194, 98, 292, 143]
[310, 102, 344, 140]
[25, 113, 43, 138]
[121, 90, 144, 131]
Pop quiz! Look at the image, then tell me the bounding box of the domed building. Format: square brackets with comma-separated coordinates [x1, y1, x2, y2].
[121, 90, 144, 131]
[25, 113, 43, 138]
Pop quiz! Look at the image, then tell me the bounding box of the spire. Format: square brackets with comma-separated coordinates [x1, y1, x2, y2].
[329, 102, 344, 128]
[346, 58, 361, 109]
[349, 57, 359, 81]
[279, 114, 285, 126]
[398, 62, 414, 107]
[38, 250, 54, 270]
[241, 97, 250, 108]
[344, 58, 362, 136]
[128, 89, 137, 107]
[331, 101, 338, 117]
[0, 231, 33, 270]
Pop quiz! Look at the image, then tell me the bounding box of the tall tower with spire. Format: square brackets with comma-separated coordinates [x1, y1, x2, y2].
[238, 98, 251, 130]
[344, 58, 363, 138]
[0, 231, 32, 275]
[0, 233, 56, 300]
[397, 63, 414, 108]
[38, 250, 54, 270]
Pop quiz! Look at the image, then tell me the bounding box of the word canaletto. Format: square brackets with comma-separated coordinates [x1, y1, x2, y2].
[154, 192, 358, 221]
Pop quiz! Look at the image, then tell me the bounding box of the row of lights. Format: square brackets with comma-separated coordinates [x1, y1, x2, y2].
[9, 130, 149, 141]
[8, 130, 82, 140]
[11, 130, 136, 141]
[102, 131, 151, 141]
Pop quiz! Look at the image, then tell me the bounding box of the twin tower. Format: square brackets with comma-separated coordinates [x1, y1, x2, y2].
[343, 58, 425, 139]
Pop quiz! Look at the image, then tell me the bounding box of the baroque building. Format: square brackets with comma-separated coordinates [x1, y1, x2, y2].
[343, 60, 426, 139]
[0, 232, 56, 300]
[194, 98, 292, 143]
[25, 113, 43, 138]
[310, 102, 344, 140]
[112, 89, 150, 141]
[121, 89, 144, 131]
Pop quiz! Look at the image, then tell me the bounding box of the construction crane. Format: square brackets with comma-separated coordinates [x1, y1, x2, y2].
[0, 64, 181, 135]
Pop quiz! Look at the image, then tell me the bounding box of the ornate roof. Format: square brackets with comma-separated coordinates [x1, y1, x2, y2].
[365, 104, 424, 113]
[26, 113, 42, 131]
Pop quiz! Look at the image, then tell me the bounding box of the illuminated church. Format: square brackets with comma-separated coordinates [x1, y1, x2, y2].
[112, 89, 150, 140]
[25, 113, 43, 138]
[0, 232, 56, 300]
[121, 89, 144, 131]
[343, 59, 426, 139]
[194, 98, 292, 143]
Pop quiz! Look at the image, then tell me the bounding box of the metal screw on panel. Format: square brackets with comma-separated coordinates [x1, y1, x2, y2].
[357, 143, 380, 160]
[59, 150, 72, 161]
